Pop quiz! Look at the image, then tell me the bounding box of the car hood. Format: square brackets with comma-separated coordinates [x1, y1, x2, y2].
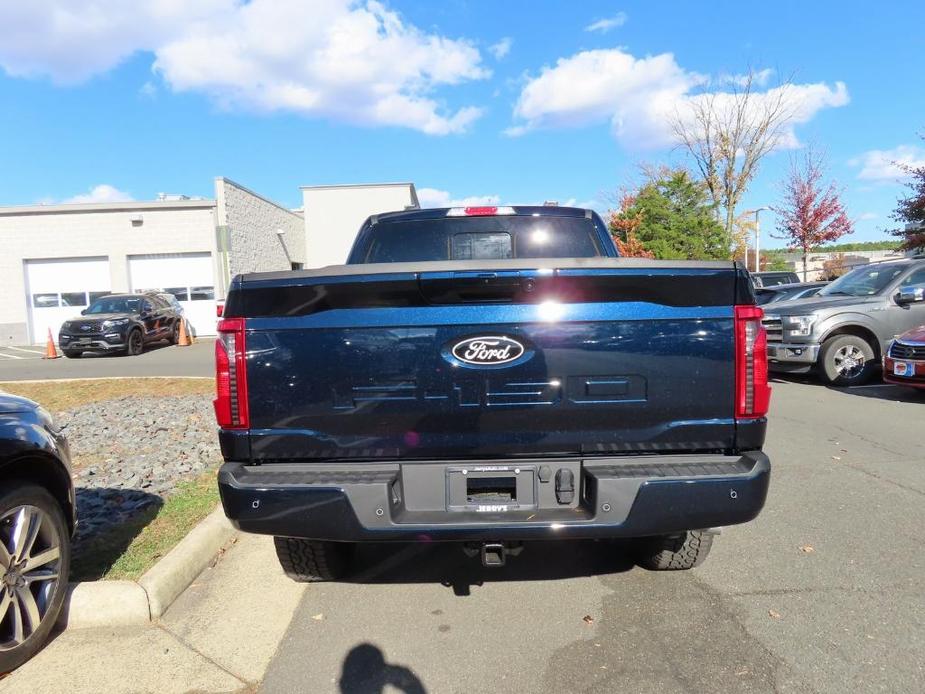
[0, 391, 38, 414]
[897, 324, 925, 343]
[764, 295, 876, 315]
[65, 313, 133, 322]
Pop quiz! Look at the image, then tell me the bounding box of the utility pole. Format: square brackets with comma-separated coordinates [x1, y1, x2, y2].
[753, 207, 769, 273]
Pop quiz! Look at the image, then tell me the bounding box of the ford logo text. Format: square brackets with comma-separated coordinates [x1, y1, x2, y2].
[450, 336, 525, 366]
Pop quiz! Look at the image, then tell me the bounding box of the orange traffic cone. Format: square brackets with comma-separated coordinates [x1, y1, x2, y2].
[178, 319, 192, 347]
[43, 328, 60, 359]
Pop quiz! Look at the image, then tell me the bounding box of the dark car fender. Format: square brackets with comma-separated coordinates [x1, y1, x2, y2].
[0, 409, 76, 533]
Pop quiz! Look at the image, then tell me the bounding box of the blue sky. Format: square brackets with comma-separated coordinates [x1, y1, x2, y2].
[1, 0, 923, 246]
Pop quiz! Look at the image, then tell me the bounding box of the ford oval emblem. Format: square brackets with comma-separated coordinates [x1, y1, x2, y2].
[450, 335, 525, 366]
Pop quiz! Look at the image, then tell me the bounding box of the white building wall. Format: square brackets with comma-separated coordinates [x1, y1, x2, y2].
[301, 183, 418, 268]
[783, 248, 906, 280]
[0, 202, 217, 344]
[215, 177, 304, 279]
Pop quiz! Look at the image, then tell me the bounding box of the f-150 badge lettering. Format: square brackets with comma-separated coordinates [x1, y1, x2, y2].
[452, 336, 524, 365]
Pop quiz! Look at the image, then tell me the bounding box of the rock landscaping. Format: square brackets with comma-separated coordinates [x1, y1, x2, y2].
[56, 394, 221, 547]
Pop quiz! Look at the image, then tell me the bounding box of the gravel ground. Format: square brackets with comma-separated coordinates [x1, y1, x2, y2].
[57, 395, 221, 544]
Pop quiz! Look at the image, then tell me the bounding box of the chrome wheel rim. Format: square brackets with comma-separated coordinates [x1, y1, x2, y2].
[833, 345, 866, 379]
[0, 505, 62, 651]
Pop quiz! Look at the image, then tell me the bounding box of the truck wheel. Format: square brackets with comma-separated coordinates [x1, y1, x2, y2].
[273, 537, 355, 582]
[636, 530, 714, 570]
[819, 334, 876, 386]
[124, 329, 144, 357]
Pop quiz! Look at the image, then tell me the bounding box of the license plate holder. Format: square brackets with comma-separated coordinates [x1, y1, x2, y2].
[893, 361, 915, 377]
[446, 465, 535, 512]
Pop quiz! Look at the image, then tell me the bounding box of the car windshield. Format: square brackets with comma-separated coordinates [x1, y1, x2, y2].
[817, 263, 906, 297]
[85, 296, 143, 314]
[355, 216, 603, 263]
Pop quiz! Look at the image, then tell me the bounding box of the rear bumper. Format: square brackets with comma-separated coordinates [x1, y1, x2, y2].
[218, 452, 770, 542]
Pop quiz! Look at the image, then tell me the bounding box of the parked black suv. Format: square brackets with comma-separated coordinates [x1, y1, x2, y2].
[58, 293, 181, 358]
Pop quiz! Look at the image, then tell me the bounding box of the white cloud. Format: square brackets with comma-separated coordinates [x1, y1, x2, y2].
[489, 37, 512, 60]
[585, 12, 628, 33]
[509, 47, 848, 150]
[857, 212, 878, 221]
[418, 188, 500, 208]
[850, 145, 925, 182]
[63, 184, 134, 204]
[0, 0, 489, 135]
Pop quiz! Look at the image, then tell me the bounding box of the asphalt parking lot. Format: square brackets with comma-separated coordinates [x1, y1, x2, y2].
[260, 377, 924, 694]
[0, 341, 213, 380]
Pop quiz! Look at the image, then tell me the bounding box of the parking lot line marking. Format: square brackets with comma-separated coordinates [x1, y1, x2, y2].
[6, 346, 44, 354]
[0, 352, 24, 359]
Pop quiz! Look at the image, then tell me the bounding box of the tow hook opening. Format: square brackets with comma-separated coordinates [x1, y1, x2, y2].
[462, 541, 524, 567]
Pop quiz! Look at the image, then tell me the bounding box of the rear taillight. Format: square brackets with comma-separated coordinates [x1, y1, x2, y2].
[214, 318, 249, 429]
[734, 305, 771, 419]
[446, 206, 516, 216]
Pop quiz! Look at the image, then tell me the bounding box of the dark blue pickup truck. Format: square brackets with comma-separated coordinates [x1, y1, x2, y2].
[215, 205, 771, 579]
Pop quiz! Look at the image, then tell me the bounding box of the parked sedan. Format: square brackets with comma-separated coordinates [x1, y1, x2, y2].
[884, 324, 925, 389]
[0, 392, 74, 672]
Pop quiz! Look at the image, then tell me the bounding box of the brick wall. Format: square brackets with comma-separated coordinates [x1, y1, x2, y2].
[216, 178, 304, 278]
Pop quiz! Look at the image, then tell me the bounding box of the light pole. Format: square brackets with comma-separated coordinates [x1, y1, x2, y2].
[752, 207, 769, 273]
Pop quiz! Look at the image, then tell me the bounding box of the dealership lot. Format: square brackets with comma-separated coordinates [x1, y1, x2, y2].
[260, 378, 924, 694]
[0, 340, 213, 380]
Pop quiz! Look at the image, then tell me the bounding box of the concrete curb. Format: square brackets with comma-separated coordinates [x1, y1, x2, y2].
[59, 506, 236, 629]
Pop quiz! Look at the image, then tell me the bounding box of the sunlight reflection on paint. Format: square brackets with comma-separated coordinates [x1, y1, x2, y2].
[537, 300, 565, 322]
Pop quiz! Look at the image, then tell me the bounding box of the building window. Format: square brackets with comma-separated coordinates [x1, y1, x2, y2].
[291, 262, 304, 270]
[61, 292, 88, 307]
[32, 293, 60, 308]
[164, 287, 190, 301]
[190, 286, 215, 301]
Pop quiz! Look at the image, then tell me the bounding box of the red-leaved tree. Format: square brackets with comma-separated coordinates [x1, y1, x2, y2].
[772, 150, 853, 280]
[891, 134, 925, 251]
[608, 193, 655, 258]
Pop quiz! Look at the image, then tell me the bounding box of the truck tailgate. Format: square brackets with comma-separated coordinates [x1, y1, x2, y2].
[228, 259, 750, 461]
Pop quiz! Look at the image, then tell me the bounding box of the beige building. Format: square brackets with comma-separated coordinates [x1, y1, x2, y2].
[0, 179, 417, 344]
[782, 248, 907, 281]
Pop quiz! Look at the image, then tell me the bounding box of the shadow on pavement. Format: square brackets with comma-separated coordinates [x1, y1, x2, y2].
[772, 371, 924, 403]
[345, 540, 636, 596]
[78, 341, 174, 359]
[339, 643, 427, 694]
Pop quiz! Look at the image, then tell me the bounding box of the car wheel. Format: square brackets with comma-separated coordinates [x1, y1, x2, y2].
[636, 530, 713, 571]
[273, 537, 355, 582]
[62, 350, 81, 359]
[0, 484, 70, 673]
[169, 321, 180, 345]
[125, 329, 144, 357]
[819, 334, 876, 386]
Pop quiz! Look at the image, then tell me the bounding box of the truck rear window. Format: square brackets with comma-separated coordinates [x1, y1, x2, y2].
[356, 216, 603, 263]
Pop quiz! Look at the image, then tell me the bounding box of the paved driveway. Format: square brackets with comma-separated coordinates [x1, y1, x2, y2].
[261, 379, 925, 694]
[0, 341, 213, 381]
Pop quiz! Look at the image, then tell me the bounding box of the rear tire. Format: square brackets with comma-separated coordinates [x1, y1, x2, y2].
[819, 334, 876, 386]
[273, 537, 355, 582]
[124, 329, 143, 357]
[169, 321, 180, 345]
[636, 530, 714, 570]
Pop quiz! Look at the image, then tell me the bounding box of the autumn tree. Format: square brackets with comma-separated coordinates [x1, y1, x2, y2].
[610, 168, 726, 260]
[772, 150, 853, 280]
[608, 193, 654, 258]
[891, 134, 925, 251]
[821, 253, 850, 280]
[672, 68, 794, 252]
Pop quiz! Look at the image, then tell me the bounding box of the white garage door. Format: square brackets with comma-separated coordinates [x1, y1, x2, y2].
[128, 253, 217, 337]
[25, 257, 111, 344]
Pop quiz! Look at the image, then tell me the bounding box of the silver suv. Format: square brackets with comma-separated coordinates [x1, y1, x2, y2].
[763, 257, 925, 386]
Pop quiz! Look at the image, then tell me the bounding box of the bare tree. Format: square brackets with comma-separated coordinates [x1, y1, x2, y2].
[672, 68, 795, 253]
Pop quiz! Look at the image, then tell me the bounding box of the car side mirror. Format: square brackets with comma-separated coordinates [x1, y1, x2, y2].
[896, 287, 925, 305]
[80, 309, 88, 315]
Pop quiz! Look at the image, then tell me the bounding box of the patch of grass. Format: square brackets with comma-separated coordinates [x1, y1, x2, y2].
[70, 470, 220, 582]
[0, 377, 213, 413]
